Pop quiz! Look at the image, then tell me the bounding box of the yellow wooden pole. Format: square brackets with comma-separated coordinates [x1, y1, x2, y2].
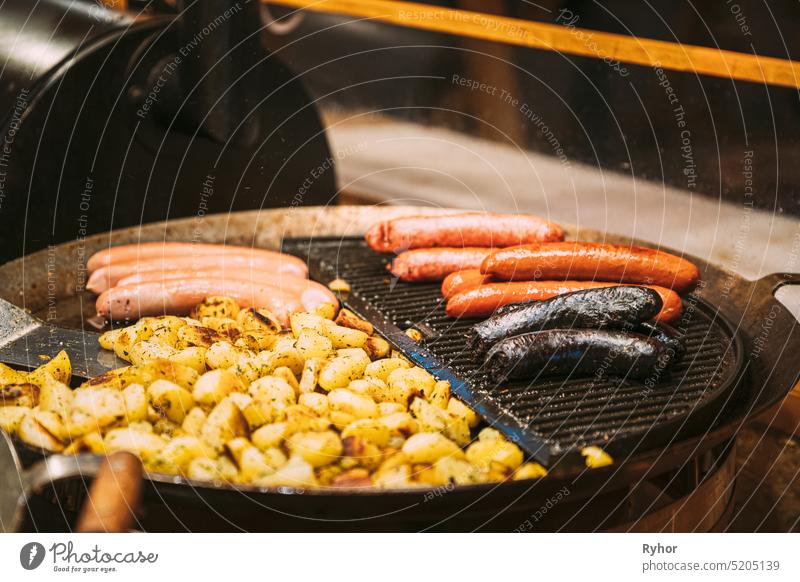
[267, 0, 800, 89]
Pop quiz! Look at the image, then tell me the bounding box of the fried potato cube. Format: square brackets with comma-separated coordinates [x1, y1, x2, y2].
[181, 407, 207, 438]
[364, 336, 390, 360]
[236, 307, 282, 334]
[322, 324, 368, 349]
[0, 363, 26, 386]
[158, 436, 209, 472]
[103, 427, 166, 461]
[252, 455, 317, 487]
[27, 350, 71, 385]
[0, 406, 29, 434]
[121, 359, 199, 390]
[447, 398, 480, 429]
[334, 308, 374, 335]
[234, 330, 278, 352]
[401, 432, 463, 464]
[169, 347, 207, 372]
[17, 411, 65, 452]
[248, 376, 296, 408]
[201, 399, 249, 452]
[129, 340, 176, 366]
[314, 302, 338, 321]
[37, 374, 73, 417]
[289, 312, 327, 338]
[581, 446, 613, 468]
[205, 341, 239, 370]
[318, 350, 370, 392]
[327, 389, 378, 420]
[514, 462, 548, 480]
[147, 379, 194, 424]
[373, 464, 413, 488]
[428, 380, 450, 409]
[298, 358, 322, 394]
[193, 369, 245, 407]
[286, 430, 343, 467]
[0, 382, 39, 408]
[432, 456, 482, 485]
[339, 436, 382, 469]
[295, 329, 334, 360]
[378, 402, 405, 416]
[341, 418, 391, 447]
[71, 387, 127, 428]
[251, 422, 288, 451]
[190, 296, 241, 320]
[466, 439, 523, 471]
[379, 412, 419, 441]
[298, 392, 328, 416]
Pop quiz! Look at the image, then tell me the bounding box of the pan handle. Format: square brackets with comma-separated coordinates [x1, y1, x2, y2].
[757, 272, 800, 294]
[26, 452, 143, 532]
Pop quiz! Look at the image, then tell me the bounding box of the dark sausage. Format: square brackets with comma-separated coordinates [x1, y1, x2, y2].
[484, 329, 669, 382]
[468, 286, 663, 353]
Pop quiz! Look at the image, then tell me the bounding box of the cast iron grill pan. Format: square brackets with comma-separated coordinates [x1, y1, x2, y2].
[286, 238, 745, 467]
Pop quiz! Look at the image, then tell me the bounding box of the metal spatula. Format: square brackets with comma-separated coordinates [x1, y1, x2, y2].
[0, 297, 127, 381]
[0, 431, 142, 532]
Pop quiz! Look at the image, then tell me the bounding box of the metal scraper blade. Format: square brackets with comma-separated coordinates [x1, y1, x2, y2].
[0, 298, 127, 381]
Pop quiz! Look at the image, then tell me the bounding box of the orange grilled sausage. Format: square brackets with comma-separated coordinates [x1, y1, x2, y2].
[481, 242, 700, 292]
[87, 242, 307, 276]
[441, 269, 494, 300]
[390, 248, 493, 282]
[445, 281, 682, 322]
[365, 213, 564, 253]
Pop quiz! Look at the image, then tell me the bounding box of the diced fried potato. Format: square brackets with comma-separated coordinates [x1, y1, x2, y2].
[158, 436, 208, 472]
[466, 439, 523, 471]
[251, 422, 288, 451]
[341, 419, 390, 447]
[364, 336, 390, 360]
[373, 464, 413, 488]
[193, 369, 244, 407]
[17, 411, 65, 452]
[334, 309, 374, 335]
[314, 302, 338, 320]
[428, 380, 450, 409]
[379, 412, 419, 440]
[169, 347, 207, 372]
[121, 360, 199, 390]
[241, 400, 283, 430]
[178, 325, 225, 349]
[364, 358, 411, 382]
[248, 376, 296, 408]
[256, 342, 304, 376]
[327, 389, 378, 420]
[191, 296, 241, 320]
[404, 328, 423, 343]
[186, 457, 237, 482]
[295, 329, 334, 360]
[323, 324, 368, 349]
[181, 407, 207, 438]
[289, 312, 327, 337]
[201, 399, 249, 452]
[284, 405, 331, 434]
[447, 398, 480, 429]
[236, 307, 282, 333]
[71, 387, 127, 428]
[252, 454, 317, 487]
[27, 350, 71, 385]
[298, 358, 322, 394]
[401, 432, 463, 464]
[378, 402, 404, 416]
[121, 383, 147, 423]
[327, 278, 350, 293]
[318, 351, 369, 392]
[234, 330, 278, 352]
[298, 392, 328, 416]
[0, 362, 26, 385]
[286, 430, 343, 467]
[147, 379, 194, 424]
[514, 462, 548, 480]
[130, 340, 176, 365]
[38, 374, 73, 417]
[0, 406, 29, 434]
[205, 341, 239, 370]
[581, 446, 613, 468]
[0, 383, 39, 408]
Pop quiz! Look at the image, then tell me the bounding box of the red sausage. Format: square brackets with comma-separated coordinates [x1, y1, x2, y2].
[87, 254, 308, 294]
[481, 242, 700, 292]
[365, 213, 564, 253]
[96, 278, 336, 325]
[390, 248, 494, 282]
[87, 242, 306, 274]
[441, 269, 495, 300]
[446, 281, 682, 322]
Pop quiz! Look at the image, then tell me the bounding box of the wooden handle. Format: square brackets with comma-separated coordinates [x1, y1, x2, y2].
[76, 452, 143, 533]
